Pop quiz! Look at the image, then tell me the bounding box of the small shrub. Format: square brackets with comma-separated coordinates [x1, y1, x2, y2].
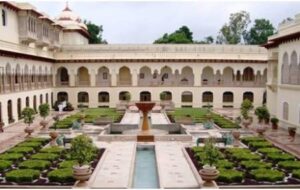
[48, 168, 75, 183]
[242, 137, 266, 144]
[249, 141, 273, 149]
[17, 142, 42, 149]
[0, 160, 12, 171]
[240, 160, 272, 170]
[231, 152, 261, 161]
[278, 161, 300, 170]
[225, 148, 251, 154]
[216, 160, 234, 169]
[217, 169, 244, 183]
[7, 147, 34, 154]
[0, 153, 23, 161]
[257, 147, 282, 154]
[292, 170, 300, 179]
[6, 169, 40, 183]
[25, 138, 49, 143]
[250, 169, 284, 182]
[40, 146, 64, 154]
[59, 160, 78, 168]
[31, 153, 59, 161]
[192, 146, 204, 153]
[266, 153, 295, 162]
[19, 160, 51, 170]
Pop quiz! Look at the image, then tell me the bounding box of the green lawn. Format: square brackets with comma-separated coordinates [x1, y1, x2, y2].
[53, 108, 123, 129]
[168, 108, 239, 128]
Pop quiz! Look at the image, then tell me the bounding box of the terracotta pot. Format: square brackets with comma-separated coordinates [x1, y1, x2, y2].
[288, 128, 296, 138]
[232, 130, 240, 147]
[272, 124, 278, 130]
[73, 165, 92, 182]
[242, 118, 252, 128]
[24, 126, 34, 136]
[49, 131, 59, 140]
[40, 120, 48, 128]
[199, 166, 219, 184]
[256, 125, 266, 136]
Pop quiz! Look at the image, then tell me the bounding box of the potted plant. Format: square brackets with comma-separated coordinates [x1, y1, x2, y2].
[199, 137, 220, 186]
[270, 117, 279, 130]
[70, 134, 96, 186]
[0, 121, 4, 133]
[240, 99, 253, 128]
[39, 103, 50, 129]
[288, 127, 296, 142]
[49, 115, 59, 145]
[254, 106, 270, 135]
[22, 107, 36, 137]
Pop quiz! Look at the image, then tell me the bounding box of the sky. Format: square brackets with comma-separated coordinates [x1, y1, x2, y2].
[25, 0, 300, 44]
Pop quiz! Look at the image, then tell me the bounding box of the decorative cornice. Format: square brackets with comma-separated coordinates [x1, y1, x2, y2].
[0, 49, 54, 63]
[263, 31, 300, 49]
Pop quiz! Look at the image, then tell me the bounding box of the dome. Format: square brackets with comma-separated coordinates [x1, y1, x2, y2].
[55, 2, 87, 31]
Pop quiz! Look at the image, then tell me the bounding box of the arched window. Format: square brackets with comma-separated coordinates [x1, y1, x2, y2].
[7, 100, 13, 123]
[78, 92, 89, 103]
[98, 92, 109, 102]
[57, 92, 68, 102]
[181, 91, 193, 102]
[283, 102, 289, 120]
[290, 51, 298, 84]
[243, 67, 254, 81]
[223, 92, 233, 102]
[26, 97, 30, 107]
[281, 52, 289, 84]
[160, 91, 172, 101]
[2, 9, 6, 26]
[140, 91, 151, 101]
[243, 92, 254, 102]
[17, 98, 21, 120]
[119, 91, 131, 101]
[202, 91, 213, 103]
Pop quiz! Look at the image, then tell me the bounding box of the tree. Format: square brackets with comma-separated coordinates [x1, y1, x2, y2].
[195, 36, 214, 44]
[154, 25, 193, 44]
[84, 20, 107, 44]
[217, 11, 250, 44]
[244, 19, 275, 45]
[39, 103, 50, 120]
[22, 107, 35, 127]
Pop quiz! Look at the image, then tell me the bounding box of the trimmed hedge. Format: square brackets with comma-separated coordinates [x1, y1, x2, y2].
[257, 147, 282, 154]
[216, 160, 234, 169]
[19, 160, 51, 170]
[0, 160, 12, 171]
[5, 169, 40, 183]
[192, 146, 204, 153]
[59, 160, 77, 168]
[240, 160, 272, 170]
[217, 169, 244, 183]
[48, 168, 75, 183]
[17, 142, 42, 149]
[7, 147, 34, 154]
[31, 153, 59, 161]
[248, 141, 273, 149]
[278, 161, 300, 170]
[225, 148, 251, 154]
[292, 170, 300, 179]
[0, 153, 24, 161]
[242, 137, 266, 144]
[231, 152, 261, 161]
[250, 169, 284, 182]
[266, 153, 295, 162]
[40, 146, 64, 154]
[25, 138, 49, 143]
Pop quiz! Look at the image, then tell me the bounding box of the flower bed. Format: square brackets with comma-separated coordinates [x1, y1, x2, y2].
[186, 136, 300, 186]
[0, 137, 104, 187]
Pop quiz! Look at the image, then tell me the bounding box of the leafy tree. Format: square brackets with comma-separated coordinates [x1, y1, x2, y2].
[154, 25, 193, 44]
[84, 20, 107, 44]
[244, 19, 275, 45]
[22, 107, 35, 127]
[217, 11, 250, 44]
[38, 103, 50, 120]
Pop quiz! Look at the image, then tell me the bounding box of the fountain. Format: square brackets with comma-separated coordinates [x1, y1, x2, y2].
[135, 102, 156, 141]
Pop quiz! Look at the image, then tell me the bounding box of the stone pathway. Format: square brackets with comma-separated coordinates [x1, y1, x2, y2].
[151, 112, 170, 124]
[88, 142, 136, 188]
[120, 111, 140, 124]
[155, 142, 200, 188]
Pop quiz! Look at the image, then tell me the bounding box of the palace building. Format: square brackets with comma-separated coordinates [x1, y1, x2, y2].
[2, 1, 296, 130]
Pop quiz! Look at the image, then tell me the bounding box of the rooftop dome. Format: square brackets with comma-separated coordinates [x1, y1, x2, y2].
[56, 2, 87, 31]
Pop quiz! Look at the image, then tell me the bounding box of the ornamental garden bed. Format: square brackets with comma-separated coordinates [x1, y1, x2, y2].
[186, 136, 300, 186]
[168, 108, 239, 128]
[0, 137, 104, 187]
[52, 108, 124, 129]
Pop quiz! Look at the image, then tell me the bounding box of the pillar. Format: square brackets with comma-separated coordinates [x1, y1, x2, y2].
[132, 69, 138, 86]
[111, 69, 117, 86]
[90, 70, 96, 87]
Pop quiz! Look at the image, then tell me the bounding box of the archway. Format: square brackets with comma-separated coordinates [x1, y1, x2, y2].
[140, 91, 151, 101]
[26, 97, 30, 107]
[160, 91, 172, 101]
[17, 98, 22, 120]
[202, 91, 213, 103]
[33, 95, 37, 111]
[77, 67, 90, 86]
[119, 91, 131, 101]
[201, 66, 214, 85]
[223, 91, 233, 102]
[98, 92, 110, 102]
[7, 100, 13, 123]
[243, 92, 254, 102]
[78, 92, 89, 103]
[57, 92, 68, 102]
[181, 91, 193, 102]
[57, 67, 69, 86]
[97, 66, 110, 86]
[243, 67, 254, 81]
[118, 67, 131, 85]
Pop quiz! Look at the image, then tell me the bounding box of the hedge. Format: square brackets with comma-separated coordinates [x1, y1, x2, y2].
[231, 152, 261, 161]
[250, 169, 284, 182]
[7, 147, 34, 154]
[216, 160, 234, 169]
[19, 160, 51, 170]
[292, 170, 300, 179]
[48, 168, 75, 183]
[241, 137, 266, 144]
[278, 161, 300, 170]
[31, 153, 59, 161]
[0, 160, 12, 171]
[5, 169, 40, 183]
[248, 141, 273, 149]
[17, 142, 42, 149]
[40, 146, 64, 154]
[0, 153, 24, 161]
[59, 160, 78, 168]
[240, 160, 272, 170]
[266, 153, 295, 162]
[257, 147, 282, 154]
[217, 169, 244, 183]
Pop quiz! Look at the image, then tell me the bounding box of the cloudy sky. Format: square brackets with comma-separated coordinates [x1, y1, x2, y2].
[27, 0, 300, 44]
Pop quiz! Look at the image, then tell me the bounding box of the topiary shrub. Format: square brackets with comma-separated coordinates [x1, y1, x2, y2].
[17, 142, 42, 149]
[25, 138, 49, 144]
[292, 170, 300, 179]
[40, 146, 64, 154]
[7, 147, 34, 154]
[250, 169, 284, 182]
[278, 161, 300, 170]
[216, 160, 234, 169]
[0, 160, 12, 171]
[266, 153, 295, 162]
[225, 148, 251, 154]
[231, 152, 261, 161]
[217, 169, 244, 183]
[257, 147, 282, 154]
[0, 153, 23, 161]
[59, 160, 78, 168]
[31, 153, 59, 161]
[48, 168, 75, 183]
[242, 137, 266, 144]
[5, 169, 40, 183]
[248, 141, 273, 149]
[240, 160, 272, 170]
[19, 160, 51, 170]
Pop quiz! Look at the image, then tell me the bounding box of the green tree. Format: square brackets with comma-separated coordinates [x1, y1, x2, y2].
[217, 11, 250, 44]
[84, 20, 107, 44]
[22, 107, 35, 127]
[244, 19, 275, 45]
[154, 25, 193, 44]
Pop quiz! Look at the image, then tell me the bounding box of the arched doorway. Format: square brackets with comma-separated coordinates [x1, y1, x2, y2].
[160, 91, 172, 101]
[223, 91, 233, 102]
[26, 97, 30, 107]
[202, 91, 213, 103]
[243, 92, 254, 102]
[57, 92, 68, 102]
[98, 92, 109, 102]
[119, 91, 131, 101]
[77, 67, 90, 86]
[182, 91, 193, 102]
[118, 67, 131, 85]
[33, 95, 37, 111]
[140, 91, 151, 101]
[78, 92, 89, 103]
[57, 67, 69, 86]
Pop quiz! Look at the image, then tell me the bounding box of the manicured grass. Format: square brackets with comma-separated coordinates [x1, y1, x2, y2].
[31, 153, 60, 161]
[240, 160, 272, 170]
[19, 160, 51, 170]
[7, 147, 34, 154]
[40, 146, 64, 154]
[0, 153, 24, 161]
[54, 108, 122, 129]
[278, 161, 300, 170]
[169, 108, 239, 128]
[58, 160, 77, 168]
[48, 168, 75, 183]
[17, 142, 42, 149]
[218, 169, 244, 183]
[250, 169, 284, 182]
[6, 169, 40, 182]
[293, 170, 300, 179]
[0, 160, 12, 171]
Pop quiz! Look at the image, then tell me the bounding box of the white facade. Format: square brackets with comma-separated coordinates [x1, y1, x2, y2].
[0, 1, 269, 127]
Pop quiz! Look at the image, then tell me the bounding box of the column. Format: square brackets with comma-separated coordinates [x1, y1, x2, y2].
[69, 69, 75, 86]
[2, 100, 8, 126]
[132, 69, 138, 86]
[111, 69, 117, 86]
[194, 69, 202, 87]
[90, 70, 96, 87]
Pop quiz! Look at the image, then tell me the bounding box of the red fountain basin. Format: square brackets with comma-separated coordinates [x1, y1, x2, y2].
[135, 102, 155, 112]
